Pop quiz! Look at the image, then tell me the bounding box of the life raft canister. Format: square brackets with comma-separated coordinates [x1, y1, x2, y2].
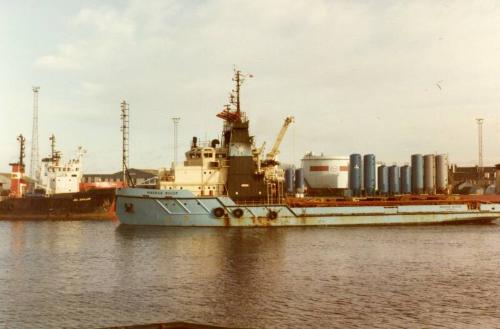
[124, 203, 134, 213]
[213, 207, 225, 218]
[267, 210, 278, 220]
[232, 208, 244, 218]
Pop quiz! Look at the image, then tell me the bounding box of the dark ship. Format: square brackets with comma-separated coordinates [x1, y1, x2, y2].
[0, 134, 115, 220]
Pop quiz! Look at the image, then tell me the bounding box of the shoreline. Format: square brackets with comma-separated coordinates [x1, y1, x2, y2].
[0, 212, 117, 221]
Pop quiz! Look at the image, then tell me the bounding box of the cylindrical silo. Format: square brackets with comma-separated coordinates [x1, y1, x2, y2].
[363, 154, 376, 196]
[295, 168, 304, 195]
[349, 154, 362, 197]
[285, 168, 294, 194]
[435, 154, 449, 194]
[424, 154, 436, 194]
[377, 165, 389, 195]
[411, 154, 424, 194]
[401, 165, 412, 194]
[495, 164, 500, 194]
[388, 165, 400, 195]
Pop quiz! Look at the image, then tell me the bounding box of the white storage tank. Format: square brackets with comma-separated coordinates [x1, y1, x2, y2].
[435, 154, 449, 194]
[424, 154, 436, 194]
[301, 152, 349, 189]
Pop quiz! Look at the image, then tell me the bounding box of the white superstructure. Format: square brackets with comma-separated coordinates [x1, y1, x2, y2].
[158, 138, 229, 196]
[301, 152, 349, 189]
[38, 136, 85, 195]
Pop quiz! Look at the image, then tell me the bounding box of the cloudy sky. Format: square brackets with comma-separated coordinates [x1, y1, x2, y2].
[1, 0, 500, 174]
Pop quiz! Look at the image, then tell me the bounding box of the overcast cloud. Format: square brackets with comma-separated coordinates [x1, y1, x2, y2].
[1, 0, 500, 173]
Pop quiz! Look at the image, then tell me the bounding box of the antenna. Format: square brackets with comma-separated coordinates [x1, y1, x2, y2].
[476, 118, 484, 173]
[172, 117, 180, 166]
[120, 101, 130, 186]
[17, 134, 26, 170]
[49, 134, 56, 160]
[231, 69, 253, 115]
[30, 86, 40, 179]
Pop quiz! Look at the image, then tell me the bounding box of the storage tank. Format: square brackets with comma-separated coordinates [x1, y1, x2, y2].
[411, 154, 424, 194]
[401, 165, 412, 194]
[349, 153, 362, 196]
[285, 168, 294, 194]
[435, 154, 449, 194]
[377, 165, 389, 195]
[301, 153, 349, 189]
[363, 154, 376, 196]
[424, 154, 436, 194]
[295, 168, 304, 195]
[388, 165, 400, 195]
[496, 164, 500, 194]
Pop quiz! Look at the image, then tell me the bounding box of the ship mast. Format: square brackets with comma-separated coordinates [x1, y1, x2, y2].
[48, 134, 61, 166]
[17, 134, 26, 170]
[217, 68, 253, 123]
[9, 134, 26, 198]
[234, 69, 241, 115]
[50, 134, 55, 160]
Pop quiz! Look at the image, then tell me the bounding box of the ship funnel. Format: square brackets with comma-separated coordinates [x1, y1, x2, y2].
[211, 139, 220, 148]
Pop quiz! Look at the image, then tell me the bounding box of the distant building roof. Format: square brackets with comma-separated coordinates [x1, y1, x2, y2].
[84, 168, 157, 179]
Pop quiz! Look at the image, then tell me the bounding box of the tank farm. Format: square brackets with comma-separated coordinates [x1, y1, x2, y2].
[288, 152, 497, 208]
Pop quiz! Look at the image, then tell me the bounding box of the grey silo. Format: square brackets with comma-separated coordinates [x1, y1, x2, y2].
[411, 154, 424, 194]
[295, 168, 305, 194]
[496, 164, 500, 194]
[388, 165, 400, 195]
[423, 154, 436, 194]
[435, 154, 449, 194]
[377, 165, 389, 195]
[401, 165, 412, 194]
[363, 154, 376, 196]
[349, 154, 362, 196]
[285, 168, 294, 194]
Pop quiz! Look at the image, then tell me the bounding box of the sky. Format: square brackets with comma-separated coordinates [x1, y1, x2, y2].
[1, 0, 500, 174]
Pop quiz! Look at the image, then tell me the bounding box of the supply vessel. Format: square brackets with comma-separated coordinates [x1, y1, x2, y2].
[115, 69, 500, 226]
[0, 134, 115, 220]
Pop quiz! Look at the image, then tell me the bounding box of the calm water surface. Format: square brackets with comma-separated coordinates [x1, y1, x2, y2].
[0, 220, 500, 328]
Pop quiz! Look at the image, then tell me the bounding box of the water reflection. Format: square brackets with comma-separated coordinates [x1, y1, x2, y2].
[114, 225, 287, 327]
[10, 221, 26, 256]
[0, 222, 499, 328]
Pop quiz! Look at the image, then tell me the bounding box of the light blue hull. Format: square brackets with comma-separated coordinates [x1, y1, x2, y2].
[116, 188, 500, 226]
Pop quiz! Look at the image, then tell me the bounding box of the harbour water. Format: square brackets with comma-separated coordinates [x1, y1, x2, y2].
[1, 220, 500, 328]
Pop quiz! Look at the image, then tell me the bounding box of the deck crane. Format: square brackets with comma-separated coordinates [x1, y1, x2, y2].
[265, 116, 294, 163]
[253, 141, 266, 173]
[253, 141, 266, 157]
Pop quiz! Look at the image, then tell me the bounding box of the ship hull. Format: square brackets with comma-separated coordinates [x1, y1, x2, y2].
[116, 188, 500, 226]
[0, 188, 116, 220]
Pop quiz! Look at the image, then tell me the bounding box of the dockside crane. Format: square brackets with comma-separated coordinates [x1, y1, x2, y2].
[265, 116, 295, 163]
